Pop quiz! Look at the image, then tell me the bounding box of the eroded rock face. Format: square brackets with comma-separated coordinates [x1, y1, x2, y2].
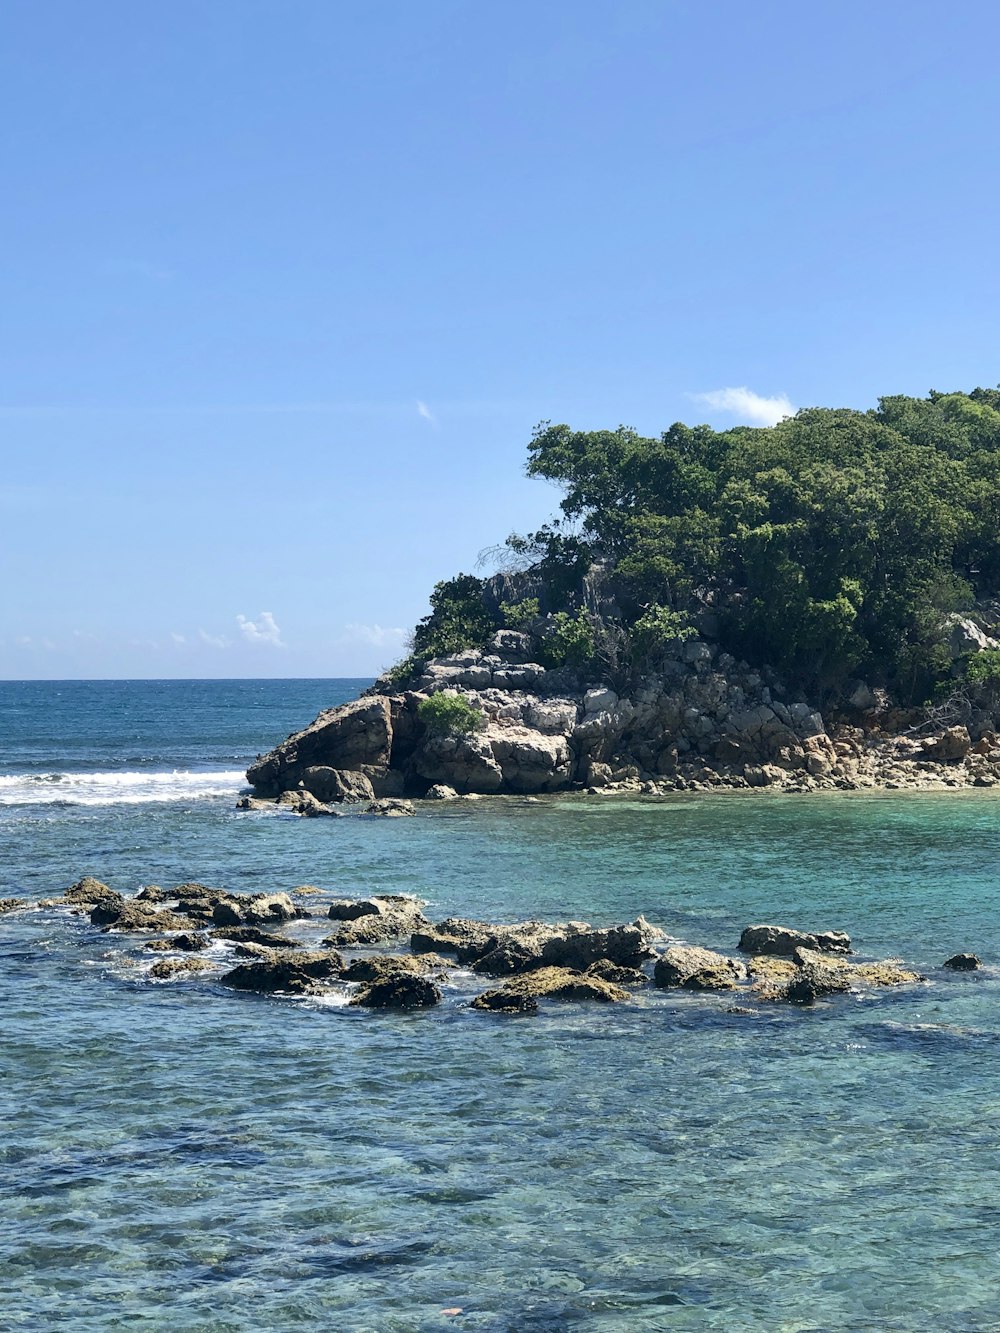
[747, 947, 922, 1003]
[210, 925, 299, 948]
[247, 696, 393, 796]
[654, 946, 747, 990]
[540, 919, 662, 971]
[738, 924, 852, 957]
[921, 727, 972, 762]
[340, 954, 448, 984]
[149, 957, 214, 981]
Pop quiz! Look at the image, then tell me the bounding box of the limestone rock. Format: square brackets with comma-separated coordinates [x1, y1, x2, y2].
[298, 766, 375, 803]
[365, 798, 415, 816]
[90, 900, 189, 932]
[585, 959, 649, 986]
[350, 973, 443, 1009]
[247, 695, 393, 795]
[738, 923, 851, 956]
[64, 876, 121, 908]
[414, 731, 504, 794]
[471, 966, 629, 1011]
[149, 957, 213, 981]
[323, 895, 429, 946]
[540, 918, 662, 971]
[340, 953, 448, 983]
[276, 789, 333, 817]
[210, 925, 299, 949]
[654, 945, 746, 990]
[212, 892, 300, 928]
[920, 727, 971, 762]
[424, 784, 459, 800]
[220, 950, 343, 993]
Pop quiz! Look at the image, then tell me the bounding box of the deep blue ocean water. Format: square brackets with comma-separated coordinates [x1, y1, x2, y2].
[3, 679, 1000, 1331]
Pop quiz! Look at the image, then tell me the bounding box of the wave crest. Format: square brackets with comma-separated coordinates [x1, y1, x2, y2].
[0, 769, 247, 807]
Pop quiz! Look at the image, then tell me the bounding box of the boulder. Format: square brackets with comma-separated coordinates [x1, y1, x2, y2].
[414, 732, 504, 794]
[945, 615, 996, 658]
[365, 798, 415, 816]
[489, 725, 573, 792]
[276, 789, 333, 817]
[220, 950, 344, 993]
[246, 695, 393, 795]
[920, 727, 971, 762]
[0, 898, 28, 915]
[350, 973, 443, 1009]
[424, 784, 459, 800]
[942, 953, 982, 971]
[654, 945, 746, 990]
[487, 629, 533, 662]
[738, 924, 851, 956]
[299, 766, 375, 803]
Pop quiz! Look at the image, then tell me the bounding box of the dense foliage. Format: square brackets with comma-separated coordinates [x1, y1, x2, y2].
[401, 389, 1000, 704]
[417, 692, 486, 737]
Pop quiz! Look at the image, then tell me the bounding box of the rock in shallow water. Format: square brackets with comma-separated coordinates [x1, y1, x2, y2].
[350, 973, 443, 1008]
[654, 945, 747, 991]
[738, 923, 852, 957]
[942, 953, 981, 971]
[471, 966, 630, 1012]
[219, 951, 344, 993]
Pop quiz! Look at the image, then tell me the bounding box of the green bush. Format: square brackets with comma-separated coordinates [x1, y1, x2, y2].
[499, 597, 540, 630]
[382, 654, 423, 688]
[538, 609, 595, 669]
[631, 604, 696, 653]
[417, 692, 486, 738]
[966, 648, 1000, 688]
[412, 574, 500, 659]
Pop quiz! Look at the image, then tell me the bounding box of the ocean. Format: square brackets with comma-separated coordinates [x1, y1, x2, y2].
[3, 678, 1000, 1332]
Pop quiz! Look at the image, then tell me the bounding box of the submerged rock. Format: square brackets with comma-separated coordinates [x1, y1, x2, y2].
[0, 898, 28, 915]
[738, 923, 852, 957]
[654, 945, 746, 991]
[210, 925, 299, 948]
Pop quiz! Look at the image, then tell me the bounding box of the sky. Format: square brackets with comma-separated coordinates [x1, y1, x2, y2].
[3, 0, 1000, 678]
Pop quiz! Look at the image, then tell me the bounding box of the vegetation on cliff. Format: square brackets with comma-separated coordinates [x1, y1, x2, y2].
[399, 389, 1000, 705]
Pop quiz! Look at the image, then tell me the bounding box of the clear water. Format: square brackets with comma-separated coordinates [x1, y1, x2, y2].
[3, 679, 1000, 1331]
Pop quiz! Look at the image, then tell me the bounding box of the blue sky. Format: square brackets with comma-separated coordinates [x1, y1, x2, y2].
[3, 0, 999, 678]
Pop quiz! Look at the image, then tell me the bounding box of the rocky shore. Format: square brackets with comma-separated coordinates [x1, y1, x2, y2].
[242, 628, 1000, 809]
[2, 876, 982, 1016]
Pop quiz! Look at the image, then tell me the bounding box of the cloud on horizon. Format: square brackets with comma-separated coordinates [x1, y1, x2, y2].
[237, 611, 285, 647]
[341, 622, 408, 649]
[691, 386, 796, 427]
[199, 628, 229, 649]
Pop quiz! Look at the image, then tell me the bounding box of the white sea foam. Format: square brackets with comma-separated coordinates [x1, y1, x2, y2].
[0, 769, 247, 807]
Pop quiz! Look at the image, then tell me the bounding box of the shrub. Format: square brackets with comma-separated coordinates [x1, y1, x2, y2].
[631, 604, 696, 653]
[537, 609, 595, 669]
[499, 597, 540, 630]
[412, 575, 500, 659]
[966, 649, 1000, 689]
[417, 692, 486, 738]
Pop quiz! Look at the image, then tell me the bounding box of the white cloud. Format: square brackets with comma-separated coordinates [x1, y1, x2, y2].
[237, 611, 285, 647]
[171, 632, 186, 644]
[199, 628, 229, 649]
[342, 622, 408, 649]
[416, 399, 436, 424]
[691, 386, 796, 427]
[16, 635, 32, 646]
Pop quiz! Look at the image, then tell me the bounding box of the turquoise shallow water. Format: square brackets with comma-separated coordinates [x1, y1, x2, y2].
[3, 681, 1000, 1331]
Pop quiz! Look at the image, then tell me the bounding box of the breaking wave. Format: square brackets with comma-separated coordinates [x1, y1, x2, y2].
[0, 769, 248, 807]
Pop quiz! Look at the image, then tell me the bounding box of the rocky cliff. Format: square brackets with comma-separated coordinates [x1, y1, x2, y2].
[245, 627, 1000, 802]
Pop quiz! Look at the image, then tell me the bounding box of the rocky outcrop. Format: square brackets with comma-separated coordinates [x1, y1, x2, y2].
[90, 900, 190, 932]
[246, 696, 393, 795]
[149, 957, 214, 980]
[299, 766, 375, 803]
[410, 915, 659, 976]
